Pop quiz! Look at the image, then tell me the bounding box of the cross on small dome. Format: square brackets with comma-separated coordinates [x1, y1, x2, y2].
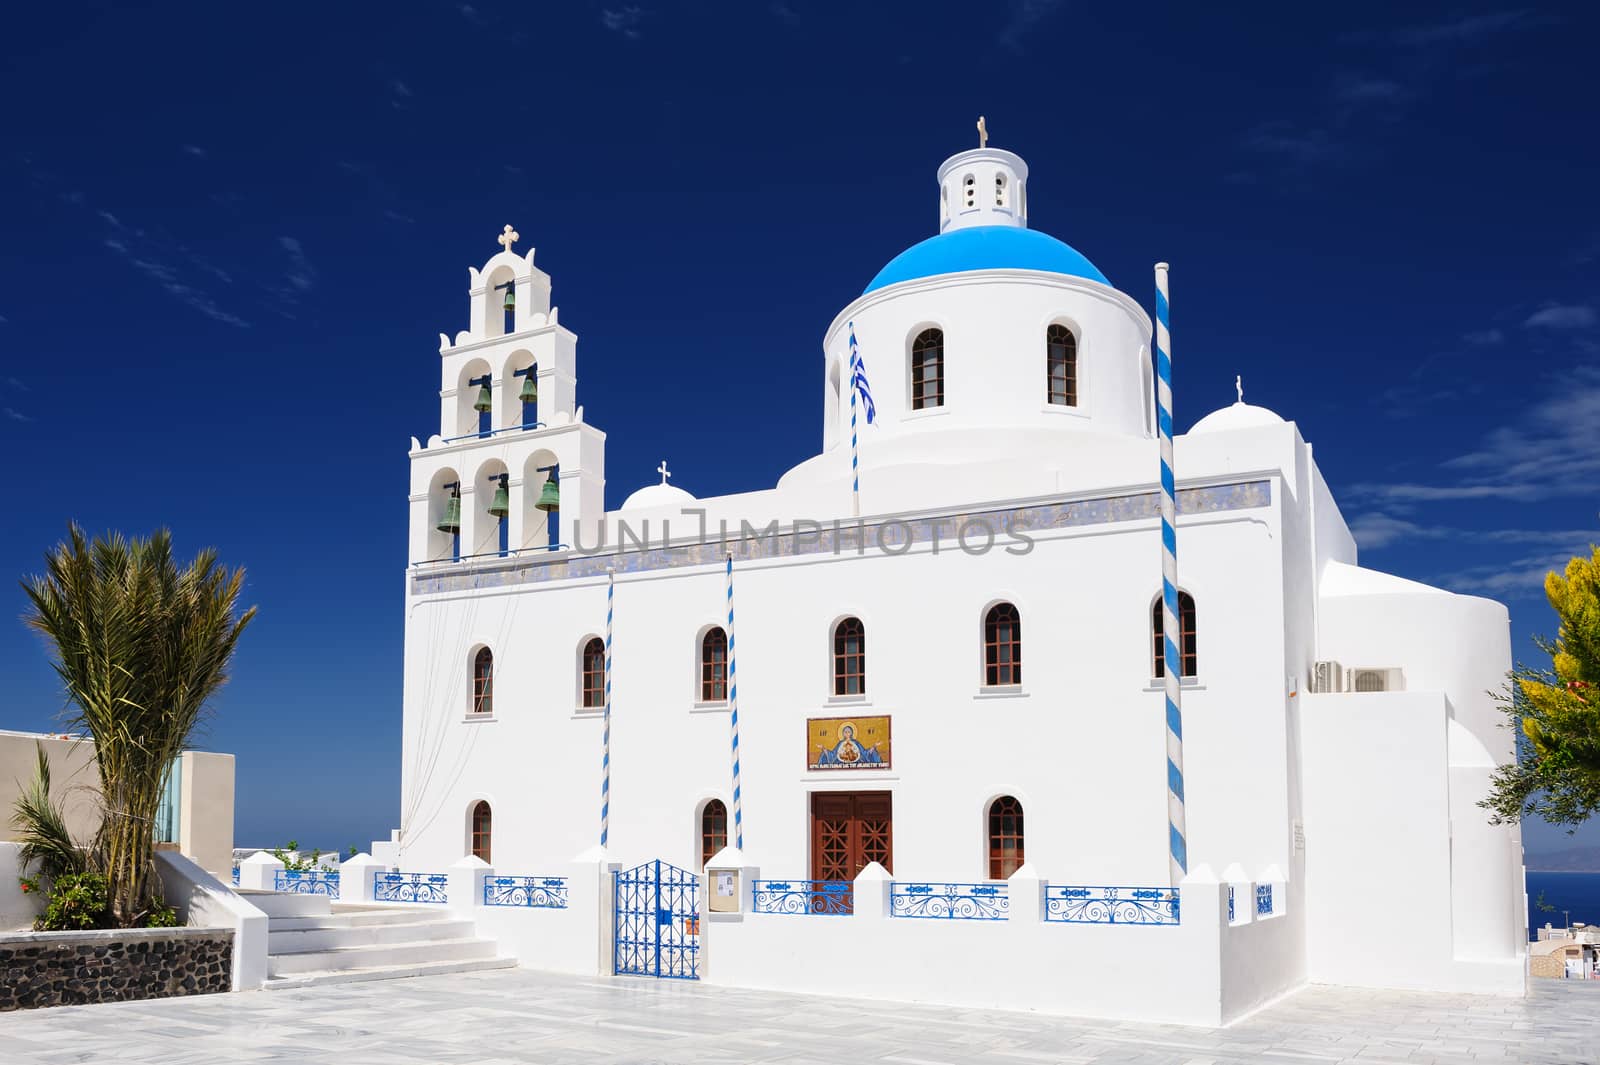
[1236, 375, 1244, 404]
[657, 460, 672, 485]
[497, 224, 519, 254]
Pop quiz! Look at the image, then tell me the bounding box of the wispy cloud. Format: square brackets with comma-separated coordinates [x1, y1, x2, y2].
[103, 237, 249, 327]
[1365, 10, 1543, 49]
[459, 4, 485, 27]
[1350, 513, 1594, 551]
[997, 0, 1067, 52]
[770, 1, 799, 25]
[1463, 328, 1505, 346]
[1433, 550, 1587, 600]
[1240, 10, 1551, 183]
[601, 7, 645, 39]
[182, 144, 207, 159]
[5, 377, 24, 390]
[278, 236, 317, 294]
[3, 407, 30, 423]
[1243, 121, 1346, 168]
[1351, 365, 1600, 504]
[1525, 304, 1596, 330]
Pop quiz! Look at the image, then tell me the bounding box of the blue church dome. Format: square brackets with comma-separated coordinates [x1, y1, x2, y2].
[864, 225, 1109, 294]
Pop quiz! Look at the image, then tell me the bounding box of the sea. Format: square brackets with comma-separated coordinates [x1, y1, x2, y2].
[1526, 870, 1600, 939]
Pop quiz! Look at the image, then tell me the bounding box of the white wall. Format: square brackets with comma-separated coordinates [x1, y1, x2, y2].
[397, 495, 1289, 891]
[0, 843, 45, 930]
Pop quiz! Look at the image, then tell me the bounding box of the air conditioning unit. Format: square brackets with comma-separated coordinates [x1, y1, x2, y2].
[1311, 660, 1343, 694]
[1350, 667, 1404, 693]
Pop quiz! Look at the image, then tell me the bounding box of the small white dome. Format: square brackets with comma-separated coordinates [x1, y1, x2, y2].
[620, 481, 697, 511]
[1188, 401, 1285, 434]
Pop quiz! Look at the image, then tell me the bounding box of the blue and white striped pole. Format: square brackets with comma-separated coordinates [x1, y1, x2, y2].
[1155, 262, 1188, 887]
[725, 554, 744, 849]
[601, 567, 613, 848]
[848, 322, 861, 518]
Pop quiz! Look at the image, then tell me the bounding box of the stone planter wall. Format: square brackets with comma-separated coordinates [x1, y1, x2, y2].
[0, 926, 233, 1011]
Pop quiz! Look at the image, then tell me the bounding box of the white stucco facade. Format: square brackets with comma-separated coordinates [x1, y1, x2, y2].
[386, 137, 1526, 1022]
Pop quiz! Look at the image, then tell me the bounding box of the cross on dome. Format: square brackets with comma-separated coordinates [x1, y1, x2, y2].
[1236, 375, 1244, 403]
[977, 115, 988, 148]
[657, 460, 671, 485]
[497, 224, 520, 254]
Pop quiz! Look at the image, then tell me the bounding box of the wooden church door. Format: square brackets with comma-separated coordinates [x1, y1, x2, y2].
[810, 791, 893, 882]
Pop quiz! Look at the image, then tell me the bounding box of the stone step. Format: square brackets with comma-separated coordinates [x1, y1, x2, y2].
[236, 890, 333, 920]
[261, 955, 516, 990]
[266, 936, 498, 977]
[268, 917, 476, 953]
[269, 907, 446, 932]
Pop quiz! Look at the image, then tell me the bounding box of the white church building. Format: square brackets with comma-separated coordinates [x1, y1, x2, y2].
[378, 131, 1528, 1025]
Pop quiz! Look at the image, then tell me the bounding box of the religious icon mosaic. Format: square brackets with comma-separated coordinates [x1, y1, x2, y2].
[807, 715, 891, 770]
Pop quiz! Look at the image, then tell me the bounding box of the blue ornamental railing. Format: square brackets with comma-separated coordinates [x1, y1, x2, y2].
[1256, 883, 1273, 917]
[230, 866, 240, 887]
[483, 875, 568, 908]
[1044, 886, 1180, 926]
[374, 871, 449, 904]
[1227, 884, 1235, 923]
[889, 882, 1008, 920]
[274, 869, 340, 897]
[751, 879, 854, 915]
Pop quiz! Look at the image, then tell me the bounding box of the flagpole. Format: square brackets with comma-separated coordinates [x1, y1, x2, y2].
[849, 322, 861, 519]
[601, 567, 613, 848]
[725, 554, 744, 849]
[1155, 262, 1188, 888]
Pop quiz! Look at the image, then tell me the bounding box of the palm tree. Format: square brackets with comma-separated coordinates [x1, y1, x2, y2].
[21, 525, 255, 926]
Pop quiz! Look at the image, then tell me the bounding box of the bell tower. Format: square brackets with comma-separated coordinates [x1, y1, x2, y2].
[406, 226, 606, 565]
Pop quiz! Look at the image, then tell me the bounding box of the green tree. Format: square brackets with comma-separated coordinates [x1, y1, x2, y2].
[1483, 547, 1600, 826]
[21, 525, 255, 926]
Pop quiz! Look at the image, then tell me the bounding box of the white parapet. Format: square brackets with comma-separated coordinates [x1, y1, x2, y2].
[155, 849, 269, 991]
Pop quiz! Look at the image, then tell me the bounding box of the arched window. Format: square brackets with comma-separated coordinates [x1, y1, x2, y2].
[911, 328, 944, 411]
[988, 796, 1024, 879]
[1152, 591, 1198, 678]
[994, 172, 1007, 207]
[833, 617, 866, 696]
[472, 647, 494, 715]
[1047, 324, 1078, 406]
[700, 799, 728, 870]
[984, 603, 1022, 687]
[470, 800, 492, 862]
[580, 637, 605, 709]
[701, 628, 729, 702]
[963, 173, 976, 207]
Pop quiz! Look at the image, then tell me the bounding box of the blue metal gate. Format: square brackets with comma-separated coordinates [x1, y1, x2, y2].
[613, 859, 700, 979]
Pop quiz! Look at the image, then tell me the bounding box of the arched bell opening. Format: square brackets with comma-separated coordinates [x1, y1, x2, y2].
[503, 349, 538, 431]
[484, 264, 516, 340]
[520, 449, 560, 551]
[473, 458, 511, 559]
[454, 357, 493, 440]
[427, 467, 463, 562]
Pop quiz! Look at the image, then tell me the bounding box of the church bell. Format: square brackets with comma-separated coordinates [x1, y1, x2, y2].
[473, 382, 493, 413]
[535, 475, 560, 512]
[501, 285, 515, 312]
[436, 488, 462, 534]
[488, 475, 511, 519]
[518, 373, 537, 405]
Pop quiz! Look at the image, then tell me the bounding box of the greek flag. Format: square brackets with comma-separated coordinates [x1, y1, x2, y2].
[848, 327, 876, 424]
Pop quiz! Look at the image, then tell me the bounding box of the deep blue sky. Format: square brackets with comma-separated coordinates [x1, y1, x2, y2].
[1, 3, 1595, 856]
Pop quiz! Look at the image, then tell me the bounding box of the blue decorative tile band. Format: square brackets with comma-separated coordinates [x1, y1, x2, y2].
[412, 481, 1272, 595]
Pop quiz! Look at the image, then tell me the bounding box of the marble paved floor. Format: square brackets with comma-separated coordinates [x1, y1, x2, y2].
[0, 969, 1595, 1065]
